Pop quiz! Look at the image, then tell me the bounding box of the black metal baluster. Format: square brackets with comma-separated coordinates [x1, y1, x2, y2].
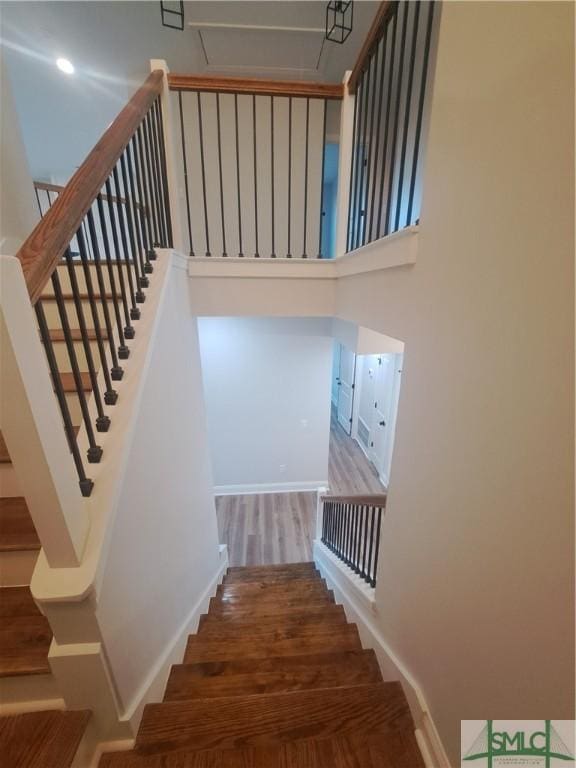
[119, 154, 146, 300]
[136, 125, 157, 262]
[384, 0, 409, 235]
[270, 96, 276, 258]
[61, 245, 112, 431]
[361, 503, 370, 580]
[346, 82, 360, 252]
[336, 503, 343, 556]
[111, 168, 140, 318]
[86, 206, 124, 378]
[302, 98, 310, 258]
[148, 103, 167, 247]
[344, 504, 351, 565]
[394, 1, 420, 232]
[362, 44, 380, 247]
[355, 506, 364, 573]
[367, 507, 377, 585]
[155, 98, 173, 247]
[317, 98, 327, 258]
[142, 113, 161, 247]
[354, 56, 372, 249]
[131, 135, 154, 272]
[406, 1, 435, 226]
[35, 300, 94, 496]
[76, 226, 118, 404]
[252, 95, 259, 257]
[287, 96, 292, 258]
[376, 6, 399, 238]
[216, 93, 227, 256]
[34, 186, 42, 217]
[348, 504, 355, 566]
[234, 94, 244, 257]
[124, 144, 149, 287]
[178, 92, 195, 256]
[350, 77, 367, 251]
[97, 192, 131, 354]
[371, 507, 383, 587]
[368, 27, 389, 243]
[197, 92, 211, 256]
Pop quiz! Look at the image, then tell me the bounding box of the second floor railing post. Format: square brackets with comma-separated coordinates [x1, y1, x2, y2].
[150, 59, 184, 254]
[335, 71, 355, 258]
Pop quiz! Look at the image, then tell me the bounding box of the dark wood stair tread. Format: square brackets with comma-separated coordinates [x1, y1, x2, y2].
[165, 649, 382, 701]
[184, 623, 361, 663]
[0, 586, 52, 677]
[136, 682, 412, 755]
[0, 709, 90, 768]
[198, 604, 346, 632]
[59, 372, 92, 393]
[208, 593, 336, 617]
[197, 613, 348, 639]
[0, 497, 40, 552]
[100, 730, 424, 767]
[49, 328, 108, 342]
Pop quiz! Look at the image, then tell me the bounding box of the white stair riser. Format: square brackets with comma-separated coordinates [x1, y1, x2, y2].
[0, 550, 38, 587]
[53, 261, 148, 295]
[40, 298, 115, 330]
[51, 340, 103, 373]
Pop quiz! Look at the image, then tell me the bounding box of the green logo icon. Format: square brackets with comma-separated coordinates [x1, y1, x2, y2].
[463, 721, 574, 767]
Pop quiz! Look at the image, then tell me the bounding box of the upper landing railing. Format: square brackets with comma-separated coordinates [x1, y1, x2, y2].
[346, 0, 437, 251]
[15, 70, 172, 496]
[168, 74, 343, 259]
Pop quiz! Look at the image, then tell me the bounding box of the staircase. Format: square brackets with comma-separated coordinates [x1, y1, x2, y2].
[100, 563, 423, 767]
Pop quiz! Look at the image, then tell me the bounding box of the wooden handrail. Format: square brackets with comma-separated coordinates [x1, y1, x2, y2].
[17, 70, 164, 305]
[321, 494, 387, 508]
[348, 1, 395, 94]
[168, 73, 343, 100]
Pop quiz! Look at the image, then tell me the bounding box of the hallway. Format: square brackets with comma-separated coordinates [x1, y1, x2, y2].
[216, 411, 386, 566]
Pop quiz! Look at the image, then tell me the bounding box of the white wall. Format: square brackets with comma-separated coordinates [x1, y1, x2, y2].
[95, 262, 222, 712]
[198, 316, 333, 492]
[0, 51, 39, 253]
[337, 2, 574, 763]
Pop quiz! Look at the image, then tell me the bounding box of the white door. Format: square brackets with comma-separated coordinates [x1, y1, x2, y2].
[331, 341, 341, 407]
[369, 354, 402, 485]
[336, 344, 356, 435]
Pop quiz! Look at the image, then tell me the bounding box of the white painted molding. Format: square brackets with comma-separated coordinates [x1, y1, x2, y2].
[214, 481, 329, 496]
[313, 540, 451, 768]
[120, 547, 228, 729]
[185, 226, 419, 280]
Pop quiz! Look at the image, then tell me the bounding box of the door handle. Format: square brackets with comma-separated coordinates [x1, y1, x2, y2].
[379, 420, 386, 427]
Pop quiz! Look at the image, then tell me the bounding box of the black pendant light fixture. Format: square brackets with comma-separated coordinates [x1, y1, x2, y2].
[160, 1, 184, 31]
[325, 1, 353, 44]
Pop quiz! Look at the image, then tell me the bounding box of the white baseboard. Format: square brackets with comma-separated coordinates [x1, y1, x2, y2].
[120, 545, 229, 731]
[214, 481, 328, 496]
[313, 541, 451, 768]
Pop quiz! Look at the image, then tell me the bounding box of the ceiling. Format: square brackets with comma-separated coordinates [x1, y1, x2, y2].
[0, 1, 378, 181]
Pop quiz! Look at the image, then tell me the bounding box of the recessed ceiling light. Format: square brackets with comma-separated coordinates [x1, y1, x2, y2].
[56, 58, 74, 75]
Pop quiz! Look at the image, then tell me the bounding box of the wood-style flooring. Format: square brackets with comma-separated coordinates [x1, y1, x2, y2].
[216, 411, 385, 567]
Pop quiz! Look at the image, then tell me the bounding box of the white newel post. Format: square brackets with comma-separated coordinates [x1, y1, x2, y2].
[0, 256, 90, 566]
[335, 71, 355, 258]
[150, 59, 185, 254]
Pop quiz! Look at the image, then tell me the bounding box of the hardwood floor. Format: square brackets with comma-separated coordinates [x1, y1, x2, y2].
[216, 411, 385, 567]
[328, 407, 385, 496]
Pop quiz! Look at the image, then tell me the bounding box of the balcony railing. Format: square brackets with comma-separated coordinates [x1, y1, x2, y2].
[320, 494, 387, 587]
[168, 74, 343, 259]
[346, 0, 437, 251]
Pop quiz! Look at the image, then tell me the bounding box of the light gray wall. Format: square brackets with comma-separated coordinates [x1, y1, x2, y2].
[0, 51, 39, 253]
[198, 316, 333, 491]
[337, 2, 574, 762]
[96, 263, 221, 711]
